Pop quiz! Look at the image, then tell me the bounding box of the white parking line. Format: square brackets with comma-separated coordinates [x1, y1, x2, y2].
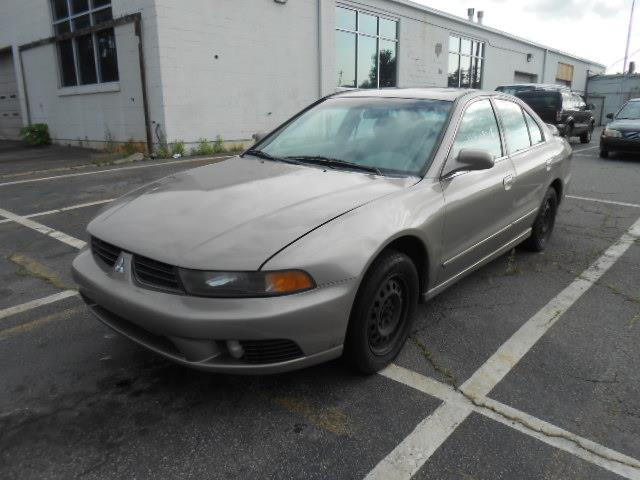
[0, 155, 231, 188]
[0, 207, 86, 249]
[0, 290, 78, 322]
[567, 195, 640, 209]
[0, 198, 114, 225]
[573, 145, 599, 152]
[368, 215, 640, 480]
[381, 365, 640, 480]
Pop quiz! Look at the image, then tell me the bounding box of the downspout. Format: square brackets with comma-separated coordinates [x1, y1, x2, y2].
[317, 0, 324, 97]
[541, 48, 547, 83]
[17, 47, 31, 126]
[134, 16, 154, 154]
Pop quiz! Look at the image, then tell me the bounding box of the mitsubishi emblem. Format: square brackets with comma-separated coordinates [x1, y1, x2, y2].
[113, 253, 126, 274]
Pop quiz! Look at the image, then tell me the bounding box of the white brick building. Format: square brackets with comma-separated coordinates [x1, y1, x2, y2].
[0, 0, 605, 149]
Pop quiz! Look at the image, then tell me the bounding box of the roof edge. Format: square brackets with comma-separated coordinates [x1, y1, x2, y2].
[384, 0, 606, 69]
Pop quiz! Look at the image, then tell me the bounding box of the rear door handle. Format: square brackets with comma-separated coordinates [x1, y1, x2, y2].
[503, 174, 515, 190]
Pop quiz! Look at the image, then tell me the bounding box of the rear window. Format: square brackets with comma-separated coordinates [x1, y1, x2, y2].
[515, 92, 561, 111]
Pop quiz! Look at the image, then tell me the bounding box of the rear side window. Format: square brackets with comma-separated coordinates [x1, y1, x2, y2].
[523, 110, 543, 144]
[495, 99, 531, 154]
[516, 92, 560, 111]
[451, 99, 503, 159]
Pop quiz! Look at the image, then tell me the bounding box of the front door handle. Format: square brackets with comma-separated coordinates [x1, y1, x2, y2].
[503, 174, 515, 190]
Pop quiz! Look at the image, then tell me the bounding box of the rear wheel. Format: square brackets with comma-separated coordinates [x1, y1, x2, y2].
[522, 188, 558, 252]
[580, 126, 593, 144]
[345, 250, 418, 374]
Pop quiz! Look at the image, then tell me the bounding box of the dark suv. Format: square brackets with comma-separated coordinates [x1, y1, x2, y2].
[512, 89, 595, 143]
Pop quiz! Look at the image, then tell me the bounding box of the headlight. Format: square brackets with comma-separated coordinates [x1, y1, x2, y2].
[603, 128, 622, 138]
[178, 269, 315, 297]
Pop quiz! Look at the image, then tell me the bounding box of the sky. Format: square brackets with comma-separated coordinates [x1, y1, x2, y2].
[412, 0, 638, 73]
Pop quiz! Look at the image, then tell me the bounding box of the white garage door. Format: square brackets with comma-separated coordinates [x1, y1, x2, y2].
[514, 71, 537, 83]
[0, 50, 22, 140]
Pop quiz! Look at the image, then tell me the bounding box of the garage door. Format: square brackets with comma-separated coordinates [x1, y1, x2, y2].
[514, 71, 537, 83]
[0, 49, 22, 140]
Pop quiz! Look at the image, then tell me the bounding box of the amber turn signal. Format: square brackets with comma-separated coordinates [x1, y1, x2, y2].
[265, 271, 315, 293]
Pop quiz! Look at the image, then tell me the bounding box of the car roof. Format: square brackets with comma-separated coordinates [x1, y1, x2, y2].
[332, 88, 486, 101]
[498, 83, 571, 91]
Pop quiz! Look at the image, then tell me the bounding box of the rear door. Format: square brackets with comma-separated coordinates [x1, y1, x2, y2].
[438, 98, 517, 283]
[494, 98, 548, 232]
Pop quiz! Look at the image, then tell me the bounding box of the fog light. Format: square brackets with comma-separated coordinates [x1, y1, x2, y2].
[226, 340, 244, 359]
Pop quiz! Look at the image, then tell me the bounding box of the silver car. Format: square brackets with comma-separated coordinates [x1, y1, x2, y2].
[72, 88, 571, 374]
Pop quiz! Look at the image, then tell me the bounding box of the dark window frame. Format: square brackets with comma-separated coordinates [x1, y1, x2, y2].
[448, 34, 484, 89]
[50, 0, 118, 87]
[335, 5, 399, 89]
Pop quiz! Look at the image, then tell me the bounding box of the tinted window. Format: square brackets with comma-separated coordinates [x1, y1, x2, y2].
[524, 111, 543, 144]
[451, 99, 502, 159]
[495, 99, 531, 154]
[516, 91, 560, 110]
[260, 98, 452, 176]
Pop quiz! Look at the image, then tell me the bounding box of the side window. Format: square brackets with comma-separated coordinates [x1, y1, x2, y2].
[451, 99, 503, 159]
[523, 110, 544, 144]
[495, 99, 532, 154]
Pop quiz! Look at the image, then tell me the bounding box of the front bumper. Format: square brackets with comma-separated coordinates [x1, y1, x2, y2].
[600, 136, 640, 152]
[72, 249, 357, 374]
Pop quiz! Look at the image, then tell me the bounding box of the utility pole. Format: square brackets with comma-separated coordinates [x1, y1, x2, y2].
[623, 0, 636, 73]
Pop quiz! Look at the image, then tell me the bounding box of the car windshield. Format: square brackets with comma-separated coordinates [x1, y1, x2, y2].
[255, 97, 452, 176]
[616, 101, 640, 119]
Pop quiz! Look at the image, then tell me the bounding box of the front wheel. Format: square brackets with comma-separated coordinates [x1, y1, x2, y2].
[345, 250, 418, 374]
[522, 188, 558, 252]
[599, 148, 609, 158]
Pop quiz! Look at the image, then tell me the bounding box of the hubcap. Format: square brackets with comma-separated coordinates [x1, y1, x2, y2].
[367, 276, 407, 356]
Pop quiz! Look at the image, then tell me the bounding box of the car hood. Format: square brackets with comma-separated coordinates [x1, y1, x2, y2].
[607, 119, 640, 131]
[88, 156, 416, 270]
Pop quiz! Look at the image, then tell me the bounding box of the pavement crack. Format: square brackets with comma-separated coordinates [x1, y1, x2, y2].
[457, 390, 640, 471]
[567, 372, 619, 384]
[410, 335, 459, 388]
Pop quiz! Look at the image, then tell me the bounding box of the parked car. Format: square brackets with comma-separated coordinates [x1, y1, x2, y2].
[514, 89, 595, 143]
[600, 98, 640, 158]
[495, 83, 570, 95]
[72, 88, 572, 375]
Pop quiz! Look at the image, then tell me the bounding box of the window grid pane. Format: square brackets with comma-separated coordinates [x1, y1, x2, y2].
[51, 0, 117, 87]
[335, 7, 398, 89]
[448, 34, 485, 88]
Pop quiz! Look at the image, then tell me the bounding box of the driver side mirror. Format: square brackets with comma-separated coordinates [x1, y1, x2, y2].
[606, 112, 614, 120]
[442, 149, 495, 179]
[252, 131, 269, 144]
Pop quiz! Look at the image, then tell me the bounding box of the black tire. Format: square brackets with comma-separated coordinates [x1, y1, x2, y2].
[580, 127, 592, 144]
[345, 250, 418, 374]
[563, 125, 573, 139]
[522, 188, 558, 252]
[599, 148, 609, 158]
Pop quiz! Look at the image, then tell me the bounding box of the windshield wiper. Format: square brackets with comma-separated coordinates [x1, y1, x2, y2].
[284, 155, 383, 176]
[243, 149, 304, 166]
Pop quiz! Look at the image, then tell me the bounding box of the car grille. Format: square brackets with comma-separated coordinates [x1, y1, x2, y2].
[132, 255, 184, 293]
[240, 339, 304, 364]
[623, 131, 640, 140]
[91, 237, 122, 268]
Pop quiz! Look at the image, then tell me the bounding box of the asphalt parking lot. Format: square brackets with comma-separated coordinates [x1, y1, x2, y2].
[0, 132, 639, 479]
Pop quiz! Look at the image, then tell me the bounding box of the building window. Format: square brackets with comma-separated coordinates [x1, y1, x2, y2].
[50, 0, 119, 87]
[448, 35, 484, 88]
[335, 6, 398, 89]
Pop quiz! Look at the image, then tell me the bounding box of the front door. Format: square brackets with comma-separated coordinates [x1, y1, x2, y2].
[438, 98, 517, 284]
